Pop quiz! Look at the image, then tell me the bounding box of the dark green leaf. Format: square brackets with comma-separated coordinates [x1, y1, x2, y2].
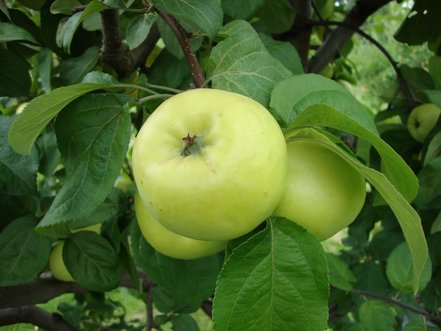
[0, 215, 52, 286]
[354, 262, 390, 295]
[82, 71, 119, 84]
[36, 48, 53, 93]
[256, 0, 295, 34]
[0, 49, 31, 97]
[130, 221, 222, 313]
[126, 14, 156, 50]
[359, 300, 396, 331]
[50, 0, 81, 15]
[59, 46, 100, 85]
[326, 253, 356, 292]
[0, 22, 38, 44]
[386, 242, 432, 293]
[212, 218, 329, 331]
[171, 314, 199, 331]
[208, 20, 291, 107]
[36, 130, 61, 177]
[8, 82, 114, 155]
[152, 0, 222, 39]
[36, 94, 131, 236]
[414, 156, 441, 208]
[64, 231, 122, 291]
[221, 0, 265, 19]
[0, 116, 38, 198]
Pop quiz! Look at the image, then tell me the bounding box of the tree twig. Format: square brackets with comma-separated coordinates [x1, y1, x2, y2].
[0, 306, 77, 331]
[146, 283, 155, 331]
[353, 289, 441, 323]
[310, 19, 416, 109]
[156, 10, 205, 87]
[308, 0, 392, 73]
[288, 0, 313, 70]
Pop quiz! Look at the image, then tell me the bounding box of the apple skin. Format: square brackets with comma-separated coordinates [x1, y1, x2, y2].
[273, 139, 366, 241]
[407, 103, 441, 143]
[134, 193, 226, 260]
[132, 88, 287, 241]
[49, 241, 74, 282]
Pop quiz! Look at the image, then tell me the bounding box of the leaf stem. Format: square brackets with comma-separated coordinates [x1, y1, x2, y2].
[137, 94, 173, 104]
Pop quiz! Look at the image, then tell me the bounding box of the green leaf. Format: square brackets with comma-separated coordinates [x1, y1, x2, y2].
[359, 300, 396, 331]
[152, 0, 222, 39]
[8, 82, 114, 155]
[256, 0, 295, 34]
[0, 116, 38, 198]
[0, 22, 38, 44]
[50, 0, 81, 15]
[171, 314, 199, 331]
[36, 48, 53, 93]
[221, 0, 265, 19]
[64, 231, 122, 291]
[428, 56, 441, 88]
[0, 49, 31, 97]
[414, 156, 441, 209]
[276, 75, 418, 202]
[208, 20, 292, 107]
[0, 215, 52, 286]
[386, 242, 432, 293]
[288, 129, 428, 293]
[36, 94, 131, 236]
[59, 46, 100, 85]
[259, 34, 304, 75]
[326, 253, 356, 292]
[130, 221, 222, 313]
[58, 0, 107, 53]
[36, 130, 61, 177]
[212, 218, 329, 331]
[126, 14, 156, 50]
[82, 71, 119, 84]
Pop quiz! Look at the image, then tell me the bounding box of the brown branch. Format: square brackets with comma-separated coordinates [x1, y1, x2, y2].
[288, 0, 313, 70]
[146, 283, 155, 331]
[0, 306, 77, 331]
[156, 10, 205, 87]
[308, 0, 392, 74]
[310, 20, 416, 109]
[201, 299, 213, 318]
[353, 289, 441, 323]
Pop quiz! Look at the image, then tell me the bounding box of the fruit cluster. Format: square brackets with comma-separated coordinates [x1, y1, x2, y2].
[132, 89, 366, 260]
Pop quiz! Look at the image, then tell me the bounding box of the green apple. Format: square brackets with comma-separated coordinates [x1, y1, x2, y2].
[407, 103, 441, 142]
[49, 241, 74, 282]
[134, 193, 226, 259]
[273, 139, 366, 241]
[132, 88, 287, 241]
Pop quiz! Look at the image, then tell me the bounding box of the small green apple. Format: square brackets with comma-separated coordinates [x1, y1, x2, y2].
[132, 88, 287, 241]
[274, 139, 366, 241]
[49, 241, 74, 282]
[407, 103, 441, 142]
[134, 193, 226, 260]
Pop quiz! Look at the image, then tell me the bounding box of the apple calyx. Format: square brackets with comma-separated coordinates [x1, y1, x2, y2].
[181, 134, 200, 156]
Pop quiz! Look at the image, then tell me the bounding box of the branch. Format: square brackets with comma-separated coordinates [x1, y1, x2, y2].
[353, 289, 441, 323]
[156, 10, 205, 87]
[310, 20, 416, 109]
[288, 0, 313, 70]
[0, 306, 77, 331]
[308, 0, 392, 74]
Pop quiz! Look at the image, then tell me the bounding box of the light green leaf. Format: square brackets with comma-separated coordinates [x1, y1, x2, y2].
[64, 231, 122, 291]
[208, 20, 292, 106]
[212, 218, 329, 331]
[287, 129, 428, 294]
[152, 0, 222, 39]
[0, 216, 52, 286]
[0, 22, 38, 44]
[58, 0, 107, 53]
[8, 83, 114, 155]
[126, 14, 156, 50]
[386, 242, 432, 293]
[359, 300, 396, 331]
[36, 94, 131, 236]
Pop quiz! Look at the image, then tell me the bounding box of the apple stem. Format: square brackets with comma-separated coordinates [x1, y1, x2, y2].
[181, 134, 198, 156]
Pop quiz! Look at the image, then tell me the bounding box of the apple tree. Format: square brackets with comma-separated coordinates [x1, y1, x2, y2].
[0, 0, 440, 330]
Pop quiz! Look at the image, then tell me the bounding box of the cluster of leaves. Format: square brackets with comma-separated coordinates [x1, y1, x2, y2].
[0, 0, 440, 330]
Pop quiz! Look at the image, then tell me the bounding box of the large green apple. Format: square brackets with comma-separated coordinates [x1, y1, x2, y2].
[134, 193, 226, 259]
[49, 241, 74, 282]
[407, 103, 441, 142]
[132, 88, 287, 241]
[273, 139, 366, 241]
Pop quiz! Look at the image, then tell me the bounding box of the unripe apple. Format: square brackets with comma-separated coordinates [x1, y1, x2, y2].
[274, 139, 366, 241]
[407, 103, 441, 142]
[134, 193, 226, 260]
[49, 241, 74, 282]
